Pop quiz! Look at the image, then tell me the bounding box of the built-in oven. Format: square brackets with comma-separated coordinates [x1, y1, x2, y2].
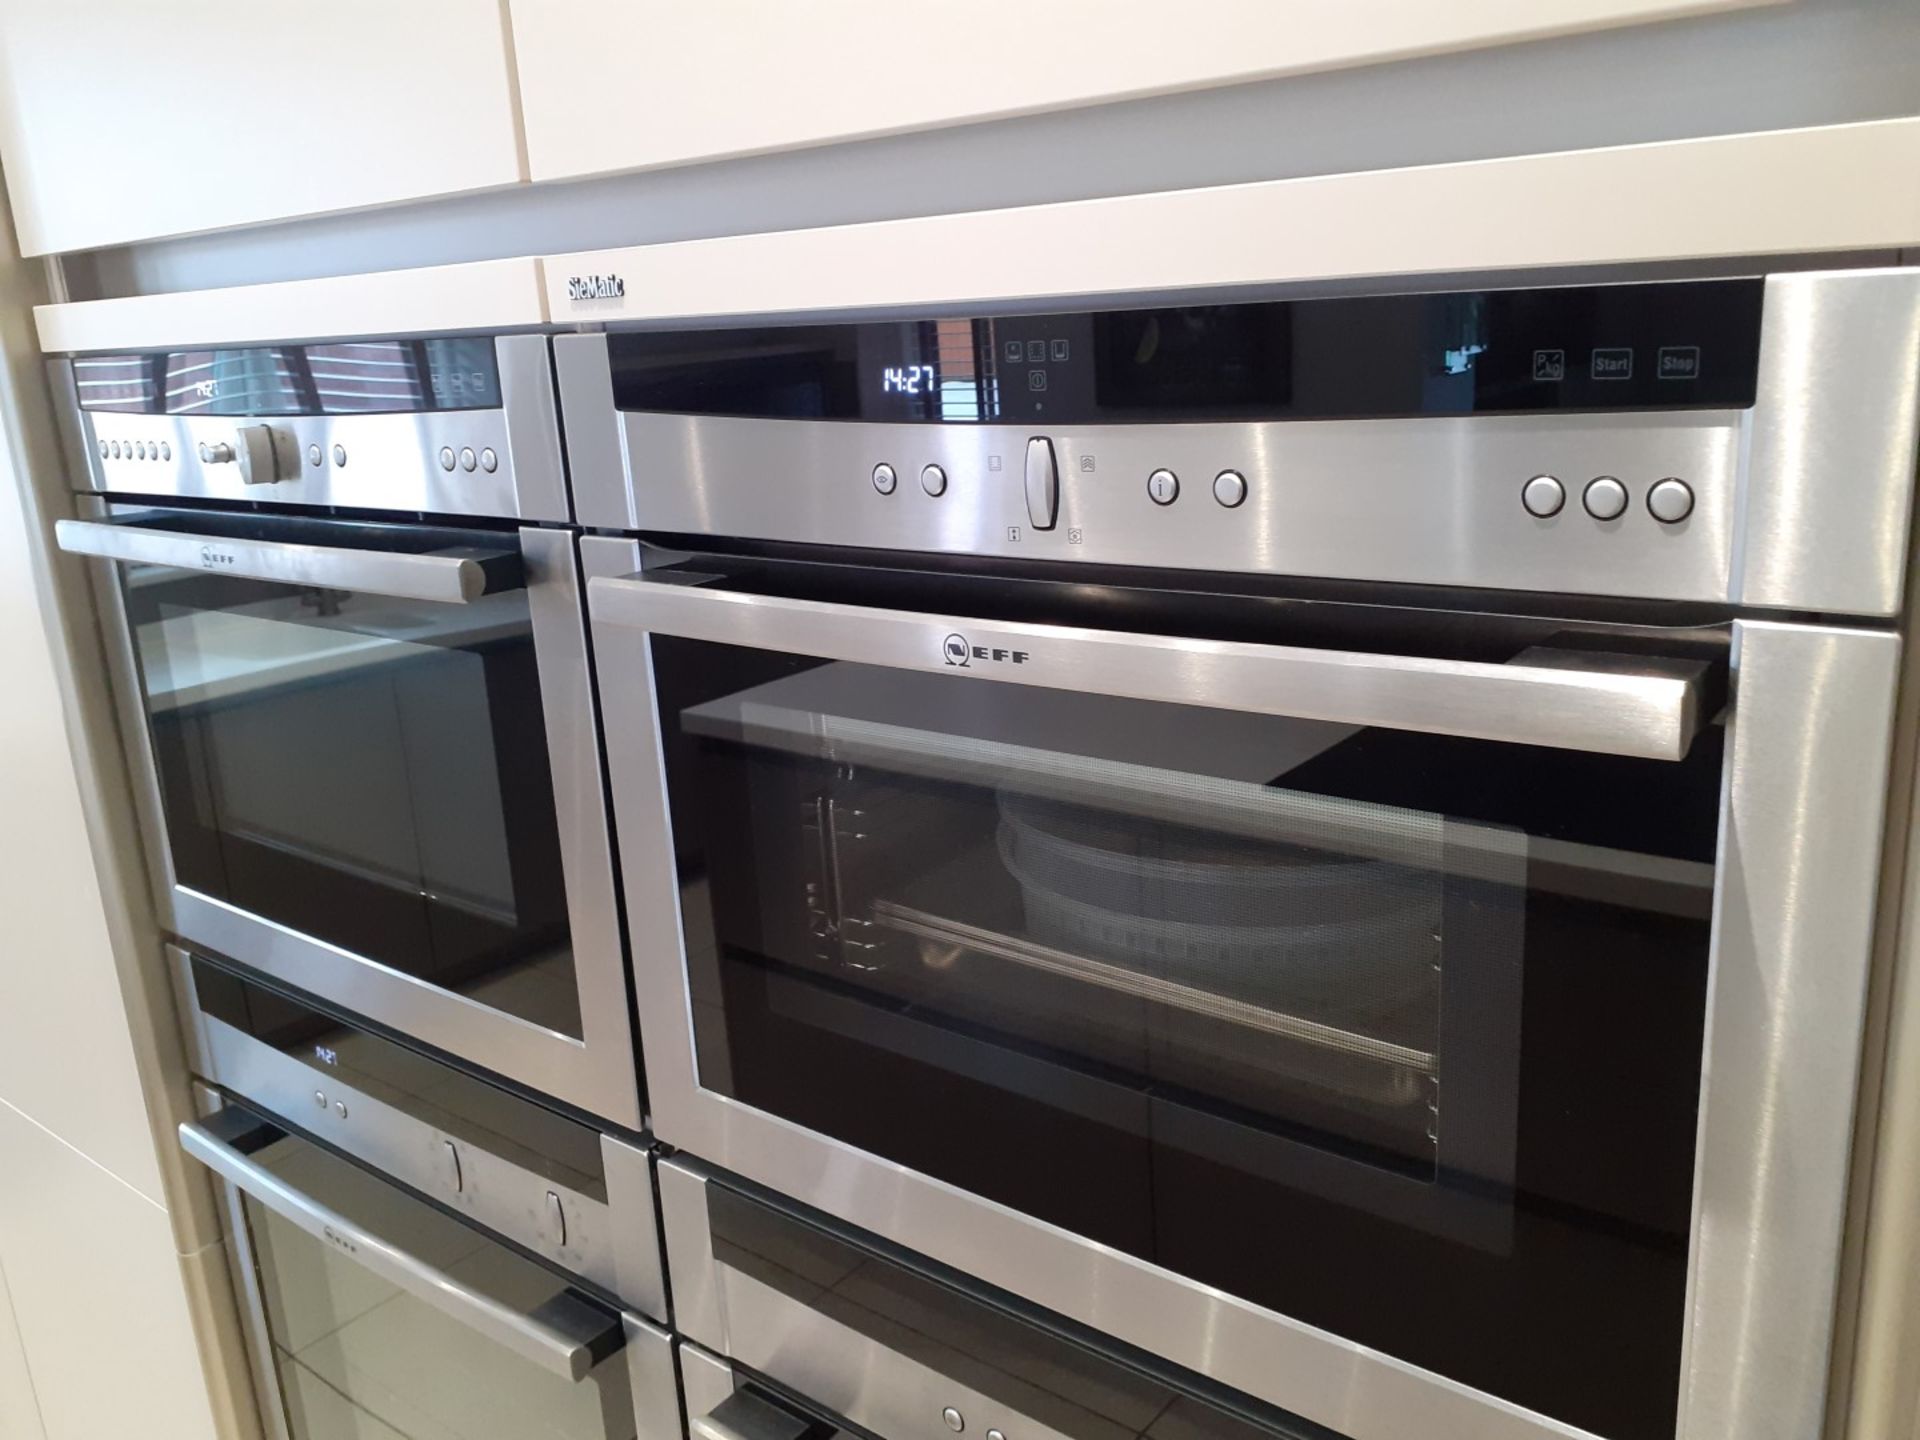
[556, 270, 1920, 1440]
[49, 335, 642, 1128]
[173, 944, 671, 1440]
[660, 1157, 1337, 1440]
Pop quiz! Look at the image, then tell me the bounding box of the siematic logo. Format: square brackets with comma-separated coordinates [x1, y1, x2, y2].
[567, 273, 626, 301]
[943, 632, 1029, 668]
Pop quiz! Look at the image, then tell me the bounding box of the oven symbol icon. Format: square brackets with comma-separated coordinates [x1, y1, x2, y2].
[943, 633, 971, 666]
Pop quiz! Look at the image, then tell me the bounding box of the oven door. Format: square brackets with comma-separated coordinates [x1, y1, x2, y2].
[182, 1104, 676, 1440]
[58, 506, 639, 1128]
[587, 556, 1898, 1440]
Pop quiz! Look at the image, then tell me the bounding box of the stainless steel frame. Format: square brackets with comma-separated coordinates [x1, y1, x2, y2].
[188, 1094, 679, 1440]
[556, 269, 1920, 616]
[50, 335, 571, 522]
[591, 562, 1901, 1440]
[74, 517, 642, 1129]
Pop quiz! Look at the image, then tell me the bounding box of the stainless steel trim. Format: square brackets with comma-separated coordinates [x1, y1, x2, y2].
[612, 406, 1741, 605]
[623, 1313, 681, 1440]
[680, 1342, 740, 1426]
[180, 1117, 624, 1382]
[522, 526, 644, 1130]
[599, 576, 1900, 1440]
[1677, 620, 1902, 1440]
[659, 1157, 724, 1354]
[215, 1136, 296, 1440]
[53, 518, 511, 604]
[604, 1133, 668, 1323]
[497, 335, 572, 523]
[694, 1388, 818, 1440]
[588, 573, 1709, 760]
[554, 334, 632, 531]
[1737, 270, 1920, 617]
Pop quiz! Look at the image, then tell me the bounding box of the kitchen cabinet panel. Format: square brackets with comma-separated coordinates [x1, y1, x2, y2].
[512, 0, 1784, 184]
[0, 0, 527, 256]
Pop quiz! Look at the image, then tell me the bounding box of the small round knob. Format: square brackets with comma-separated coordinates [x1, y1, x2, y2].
[1212, 470, 1247, 508]
[1647, 478, 1695, 524]
[1521, 475, 1564, 518]
[942, 1409, 965, 1433]
[921, 463, 947, 497]
[872, 463, 897, 495]
[199, 440, 234, 464]
[1147, 469, 1179, 505]
[1583, 476, 1629, 521]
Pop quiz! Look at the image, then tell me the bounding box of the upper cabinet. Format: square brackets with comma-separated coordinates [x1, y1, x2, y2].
[511, 0, 1785, 185]
[0, 0, 527, 256]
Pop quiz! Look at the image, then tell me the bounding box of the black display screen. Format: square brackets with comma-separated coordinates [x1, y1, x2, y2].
[74, 336, 503, 415]
[607, 280, 1763, 424]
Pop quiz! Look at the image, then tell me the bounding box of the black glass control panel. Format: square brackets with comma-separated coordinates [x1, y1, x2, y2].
[75, 336, 503, 415]
[608, 280, 1763, 424]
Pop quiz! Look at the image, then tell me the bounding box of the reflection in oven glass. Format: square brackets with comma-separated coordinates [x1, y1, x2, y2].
[653, 638, 1721, 1440]
[126, 563, 581, 1037]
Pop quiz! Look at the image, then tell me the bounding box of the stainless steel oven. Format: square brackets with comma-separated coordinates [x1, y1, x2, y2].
[49, 335, 642, 1128]
[172, 944, 671, 1440]
[661, 1157, 1336, 1440]
[559, 270, 1920, 1440]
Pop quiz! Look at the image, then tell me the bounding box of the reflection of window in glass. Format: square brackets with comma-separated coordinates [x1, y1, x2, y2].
[307, 342, 428, 413]
[165, 349, 309, 415]
[73, 354, 159, 412]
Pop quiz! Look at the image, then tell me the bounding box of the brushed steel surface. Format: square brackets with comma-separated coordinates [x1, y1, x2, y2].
[613, 406, 1739, 603]
[1737, 270, 1920, 616]
[1677, 620, 1902, 1440]
[587, 572, 1708, 760]
[181, 1117, 623, 1381]
[498, 333, 572, 523]
[659, 1157, 724, 1355]
[595, 579, 1899, 1440]
[604, 1136, 668, 1324]
[54, 517, 509, 603]
[624, 1315, 681, 1440]
[680, 1342, 740, 1426]
[554, 333, 632, 530]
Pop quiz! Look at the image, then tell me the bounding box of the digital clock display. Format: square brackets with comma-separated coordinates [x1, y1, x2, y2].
[881, 364, 936, 396]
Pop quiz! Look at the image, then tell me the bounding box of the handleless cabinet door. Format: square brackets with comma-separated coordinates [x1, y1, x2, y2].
[0, 0, 527, 255]
[511, 0, 1784, 185]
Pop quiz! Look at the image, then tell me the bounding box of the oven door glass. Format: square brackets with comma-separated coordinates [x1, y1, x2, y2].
[196, 1113, 639, 1440]
[103, 509, 583, 1040]
[643, 614, 1722, 1440]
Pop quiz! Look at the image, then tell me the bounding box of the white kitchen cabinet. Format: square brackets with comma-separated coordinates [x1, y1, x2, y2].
[0, 0, 527, 256]
[511, 0, 1785, 185]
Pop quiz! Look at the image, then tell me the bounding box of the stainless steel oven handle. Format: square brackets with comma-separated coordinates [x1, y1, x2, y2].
[692, 1389, 823, 1440]
[55, 519, 520, 605]
[588, 573, 1713, 761]
[178, 1119, 621, 1382]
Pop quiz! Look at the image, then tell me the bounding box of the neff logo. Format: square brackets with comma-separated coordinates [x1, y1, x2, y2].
[198, 546, 236, 569]
[943, 632, 1028, 668]
[567, 274, 625, 301]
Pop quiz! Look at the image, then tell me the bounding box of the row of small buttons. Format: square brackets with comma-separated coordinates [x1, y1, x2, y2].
[873, 463, 947, 496]
[1523, 474, 1694, 524]
[306, 443, 350, 468]
[1149, 468, 1246, 509]
[99, 439, 170, 462]
[439, 445, 500, 474]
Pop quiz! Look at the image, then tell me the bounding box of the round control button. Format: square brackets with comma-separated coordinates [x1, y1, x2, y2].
[109, 441, 122, 460]
[135, 441, 147, 460]
[1521, 475, 1564, 518]
[307, 443, 322, 467]
[334, 1101, 348, 1119]
[1147, 468, 1180, 505]
[459, 447, 478, 473]
[1647, 477, 1695, 524]
[333, 443, 348, 467]
[943, 1409, 965, 1433]
[1583, 476, 1629, 521]
[439, 446, 456, 471]
[920, 463, 947, 497]
[479, 447, 497, 473]
[987, 1430, 1007, 1440]
[1212, 470, 1247, 508]
[159, 442, 171, 461]
[313, 1091, 326, 1108]
[96, 440, 109, 460]
[872, 463, 898, 495]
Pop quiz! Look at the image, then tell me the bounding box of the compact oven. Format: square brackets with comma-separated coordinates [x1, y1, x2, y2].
[660, 1156, 1334, 1440]
[49, 335, 642, 1128]
[172, 944, 672, 1440]
[558, 271, 1920, 1440]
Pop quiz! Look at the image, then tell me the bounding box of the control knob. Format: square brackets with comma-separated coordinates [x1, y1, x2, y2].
[200, 425, 297, 485]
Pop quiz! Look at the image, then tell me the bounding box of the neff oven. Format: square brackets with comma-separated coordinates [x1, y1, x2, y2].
[558, 271, 1920, 1440]
[172, 945, 672, 1440]
[49, 335, 641, 1128]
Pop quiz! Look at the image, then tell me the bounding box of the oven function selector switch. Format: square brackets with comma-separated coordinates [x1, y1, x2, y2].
[439, 1140, 464, 1195]
[872, 463, 898, 495]
[921, 463, 948, 497]
[1147, 469, 1179, 506]
[204, 425, 297, 485]
[1521, 475, 1565, 518]
[543, 1190, 567, 1247]
[1648, 478, 1695, 524]
[1583, 476, 1629, 521]
[1212, 470, 1247, 508]
[1024, 438, 1058, 530]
